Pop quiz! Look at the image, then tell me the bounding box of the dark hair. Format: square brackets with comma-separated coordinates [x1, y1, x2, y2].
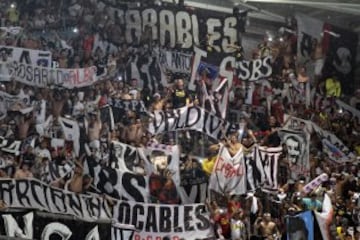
[151, 150, 166, 158]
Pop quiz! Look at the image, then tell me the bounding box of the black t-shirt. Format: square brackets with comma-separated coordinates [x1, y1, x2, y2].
[95, 57, 107, 76]
[172, 89, 188, 108]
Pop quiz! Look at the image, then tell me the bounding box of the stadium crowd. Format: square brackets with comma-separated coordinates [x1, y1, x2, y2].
[0, 0, 360, 239]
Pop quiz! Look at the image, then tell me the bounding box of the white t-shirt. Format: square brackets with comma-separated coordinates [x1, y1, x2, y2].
[231, 218, 246, 240]
[73, 101, 85, 116]
[35, 147, 52, 161]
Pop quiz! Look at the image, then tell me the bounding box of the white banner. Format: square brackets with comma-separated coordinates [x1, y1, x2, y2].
[5, 61, 99, 88]
[0, 178, 112, 222]
[148, 106, 230, 140]
[208, 143, 247, 196]
[159, 49, 192, 74]
[113, 201, 214, 240]
[0, 45, 52, 67]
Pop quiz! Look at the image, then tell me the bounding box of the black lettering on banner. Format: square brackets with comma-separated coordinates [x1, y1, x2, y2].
[159, 206, 171, 233]
[50, 187, 66, 212]
[19, 50, 31, 64]
[202, 111, 210, 134]
[184, 107, 201, 128]
[30, 179, 47, 208]
[184, 206, 195, 231]
[145, 206, 158, 232]
[173, 206, 183, 232]
[34, 67, 41, 84]
[102, 199, 112, 219]
[67, 193, 83, 218]
[96, 167, 120, 199]
[195, 205, 211, 230]
[118, 201, 131, 224]
[86, 197, 102, 218]
[122, 172, 146, 202]
[7, 62, 15, 76]
[124, 147, 138, 163]
[41, 183, 50, 208]
[0, 179, 14, 205]
[18, 63, 25, 79]
[132, 204, 145, 229]
[16, 179, 31, 206]
[207, 113, 222, 136]
[300, 32, 313, 58]
[25, 65, 32, 82]
[42, 68, 48, 84]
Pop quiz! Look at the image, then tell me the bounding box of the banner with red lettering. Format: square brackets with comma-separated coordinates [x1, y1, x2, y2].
[4, 61, 99, 88]
[208, 143, 247, 196]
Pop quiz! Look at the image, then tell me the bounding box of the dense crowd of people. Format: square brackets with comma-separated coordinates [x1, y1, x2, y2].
[0, 0, 360, 239]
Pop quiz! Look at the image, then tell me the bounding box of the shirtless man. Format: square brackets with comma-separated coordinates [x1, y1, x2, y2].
[255, 213, 280, 240]
[151, 93, 166, 111]
[208, 129, 243, 159]
[121, 86, 133, 100]
[88, 111, 102, 144]
[51, 89, 68, 118]
[224, 130, 243, 157]
[124, 116, 143, 145]
[68, 160, 92, 193]
[16, 113, 33, 140]
[14, 162, 33, 179]
[311, 38, 324, 79]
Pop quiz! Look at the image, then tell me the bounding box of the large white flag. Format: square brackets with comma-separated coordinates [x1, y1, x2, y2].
[208, 143, 247, 196]
[314, 194, 334, 240]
